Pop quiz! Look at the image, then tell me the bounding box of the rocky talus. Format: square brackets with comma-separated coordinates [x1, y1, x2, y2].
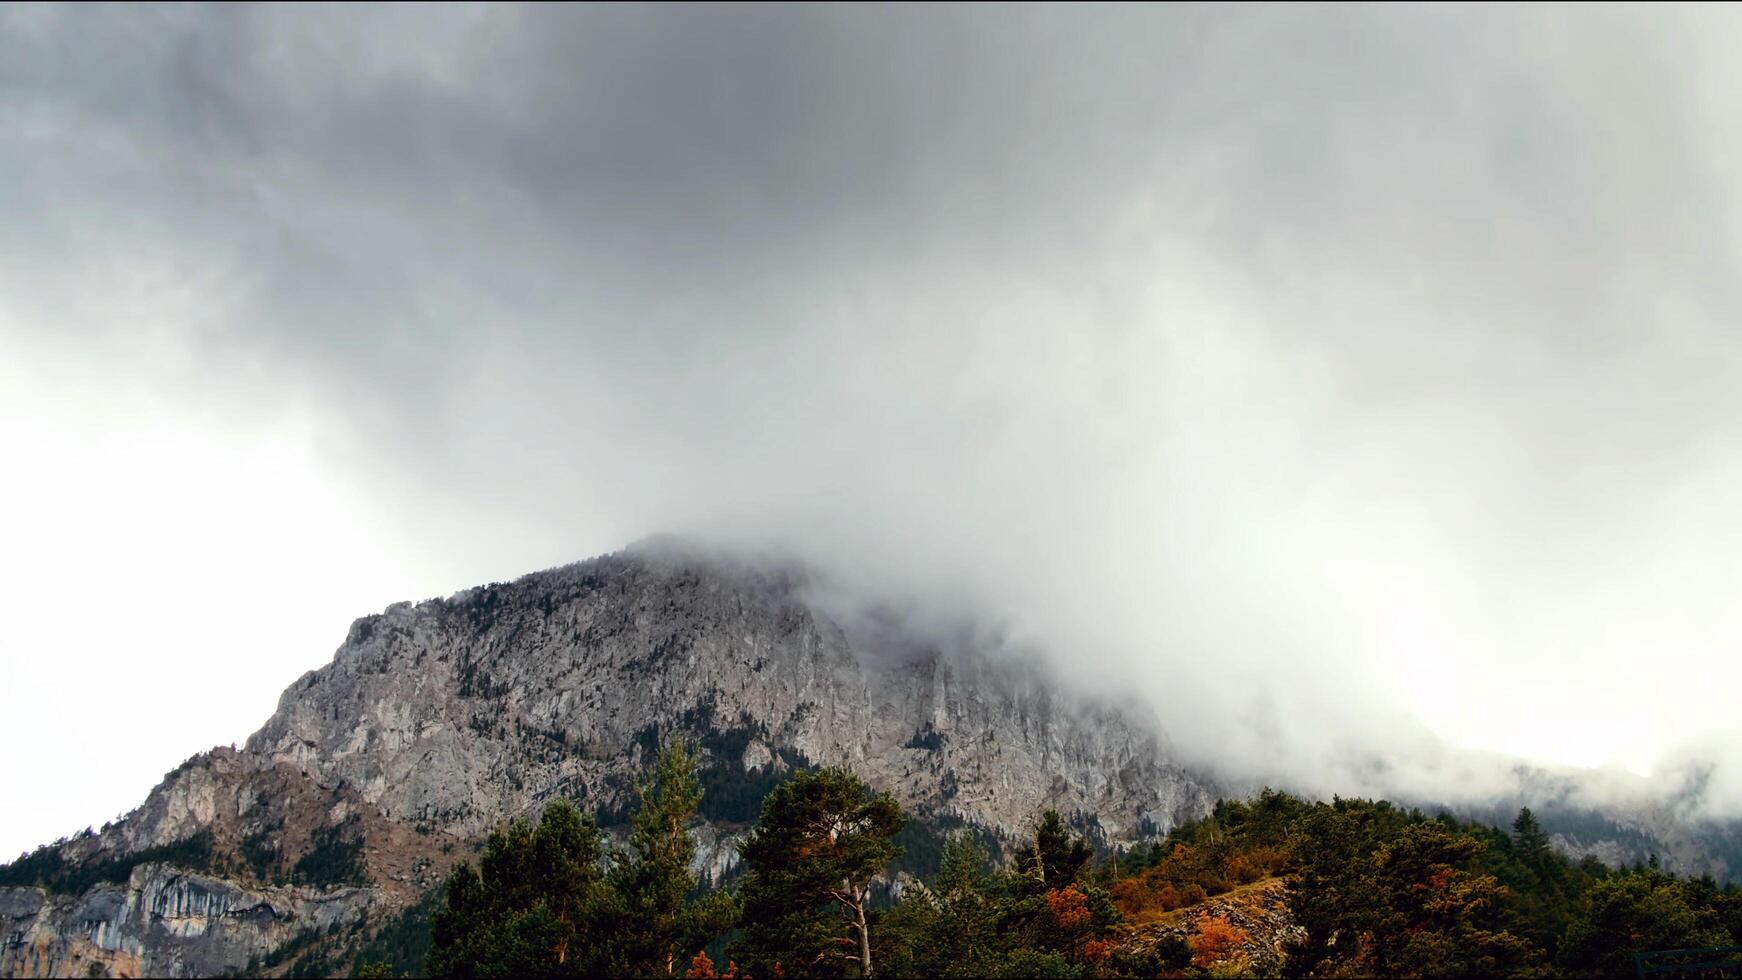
[1115, 879, 1303, 975]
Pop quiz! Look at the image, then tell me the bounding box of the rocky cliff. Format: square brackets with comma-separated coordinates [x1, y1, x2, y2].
[1, 866, 371, 979]
[1, 541, 1216, 978]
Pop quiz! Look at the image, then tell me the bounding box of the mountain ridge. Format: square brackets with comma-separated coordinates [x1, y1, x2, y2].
[1, 540, 1216, 978]
[4, 538, 1738, 978]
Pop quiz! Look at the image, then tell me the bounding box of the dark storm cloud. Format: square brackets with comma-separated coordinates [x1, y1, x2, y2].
[5, 3, 1742, 811]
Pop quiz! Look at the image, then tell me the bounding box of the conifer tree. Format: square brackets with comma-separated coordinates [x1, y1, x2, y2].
[1512, 807, 1552, 872]
[732, 768, 904, 977]
[602, 738, 738, 976]
[1014, 810, 1093, 890]
[428, 799, 609, 979]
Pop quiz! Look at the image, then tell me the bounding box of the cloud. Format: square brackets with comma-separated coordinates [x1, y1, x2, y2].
[4, 3, 1742, 852]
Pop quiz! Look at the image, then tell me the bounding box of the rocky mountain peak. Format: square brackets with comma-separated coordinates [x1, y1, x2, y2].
[1, 542, 1215, 977]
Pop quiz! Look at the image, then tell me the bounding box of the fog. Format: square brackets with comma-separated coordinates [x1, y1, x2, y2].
[4, 3, 1742, 857]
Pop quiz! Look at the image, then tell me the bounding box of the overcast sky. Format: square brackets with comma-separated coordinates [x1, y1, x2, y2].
[5, 3, 1742, 857]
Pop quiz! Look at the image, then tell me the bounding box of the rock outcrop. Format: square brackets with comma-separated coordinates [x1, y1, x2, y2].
[1, 541, 1216, 977]
[0, 864, 370, 979]
[1114, 879, 1303, 975]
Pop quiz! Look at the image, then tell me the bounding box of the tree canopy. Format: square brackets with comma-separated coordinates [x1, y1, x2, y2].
[403, 744, 1742, 980]
[732, 767, 905, 977]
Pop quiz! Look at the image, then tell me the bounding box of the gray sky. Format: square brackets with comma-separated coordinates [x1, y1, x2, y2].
[4, 3, 1742, 857]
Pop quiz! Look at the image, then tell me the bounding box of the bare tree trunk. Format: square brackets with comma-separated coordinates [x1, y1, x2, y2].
[854, 896, 873, 978]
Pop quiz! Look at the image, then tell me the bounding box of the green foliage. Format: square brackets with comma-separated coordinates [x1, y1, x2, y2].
[0, 831, 216, 895]
[1105, 792, 1301, 923]
[884, 816, 1003, 888]
[395, 767, 1740, 979]
[1558, 868, 1733, 975]
[598, 738, 739, 975]
[429, 799, 612, 979]
[732, 767, 905, 977]
[234, 816, 367, 889]
[293, 816, 369, 886]
[877, 834, 1007, 978]
[1512, 807, 1551, 870]
[350, 890, 439, 978]
[1285, 799, 1544, 977]
[903, 727, 946, 753]
[286, 943, 344, 979]
[16, 742, 1742, 980]
[241, 823, 282, 883]
[618, 704, 813, 827]
[1014, 811, 1093, 891]
[430, 739, 741, 979]
[877, 817, 1120, 979]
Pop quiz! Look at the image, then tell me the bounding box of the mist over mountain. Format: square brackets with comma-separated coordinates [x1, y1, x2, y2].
[8, 7, 1742, 860]
[3, 539, 1738, 978]
[6, 7, 1742, 955]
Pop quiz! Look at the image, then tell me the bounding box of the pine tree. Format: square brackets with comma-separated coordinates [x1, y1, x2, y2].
[602, 738, 738, 976]
[732, 768, 904, 977]
[1512, 807, 1551, 872]
[428, 799, 610, 979]
[934, 833, 989, 902]
[1014, 811, 1092, 890]
[1286, 807, 1542, 978]
[1560, 872, 1732, 975]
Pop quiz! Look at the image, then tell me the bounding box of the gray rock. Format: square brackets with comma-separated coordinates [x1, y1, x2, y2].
[0, 864, 369, 979]
[2, 542, 1214, 977]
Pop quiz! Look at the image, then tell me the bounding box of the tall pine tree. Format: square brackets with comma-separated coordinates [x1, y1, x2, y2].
[1014, 811, 1093, 890]
[601, 738, 738, 976]
[732, 768, 904, 977]
[1512, 807, 1552, 875]
[429, 799, 610, 979]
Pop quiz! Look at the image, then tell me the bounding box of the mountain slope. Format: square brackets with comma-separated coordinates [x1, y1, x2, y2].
[1, 542, 1215, 978]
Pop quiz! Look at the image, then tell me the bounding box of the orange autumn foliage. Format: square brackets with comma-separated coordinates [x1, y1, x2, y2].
[1046, 885, 1093, 930]
[686, 950, 748, 979]
[1189, 913, 1249, 968]
[1110, 876, 1176, 921]
[1110, 875, 1209, 922]
[1223, 852, 1264, 885]
[1110, 837, 1289, 921]
[1082, 938, 1112, 965]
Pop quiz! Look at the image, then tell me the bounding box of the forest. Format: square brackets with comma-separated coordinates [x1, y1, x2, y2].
[333, 738, 1742, 979]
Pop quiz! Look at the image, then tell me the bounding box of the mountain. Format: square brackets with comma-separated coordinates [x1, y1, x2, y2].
[5, 539, 1737, 978]
[0, 541, 1215, 978]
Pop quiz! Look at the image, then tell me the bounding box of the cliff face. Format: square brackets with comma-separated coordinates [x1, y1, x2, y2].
[1, 542, 1216, 978]
[248, 544, 1211, 844]
[0, 866, 370, 979]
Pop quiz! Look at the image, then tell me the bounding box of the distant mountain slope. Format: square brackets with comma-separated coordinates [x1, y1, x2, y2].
[0, 541, 1215, 978]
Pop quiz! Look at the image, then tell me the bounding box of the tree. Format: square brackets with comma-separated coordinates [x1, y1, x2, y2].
[1559, 871, 1732, 976]
[428, 799, 609, 979]
[1511, 807, 1552, 874]
[1000, 814, 1120, 973]
[1286, 803, 1542, 978]
[934, 832, 990, 903]
[733, 768, 904, 977]
[1014, 811, 1092, 891]
[602, 738, 738, 976]
[874, 833, 1005, 979]
[1189, 913, 1249, 969]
